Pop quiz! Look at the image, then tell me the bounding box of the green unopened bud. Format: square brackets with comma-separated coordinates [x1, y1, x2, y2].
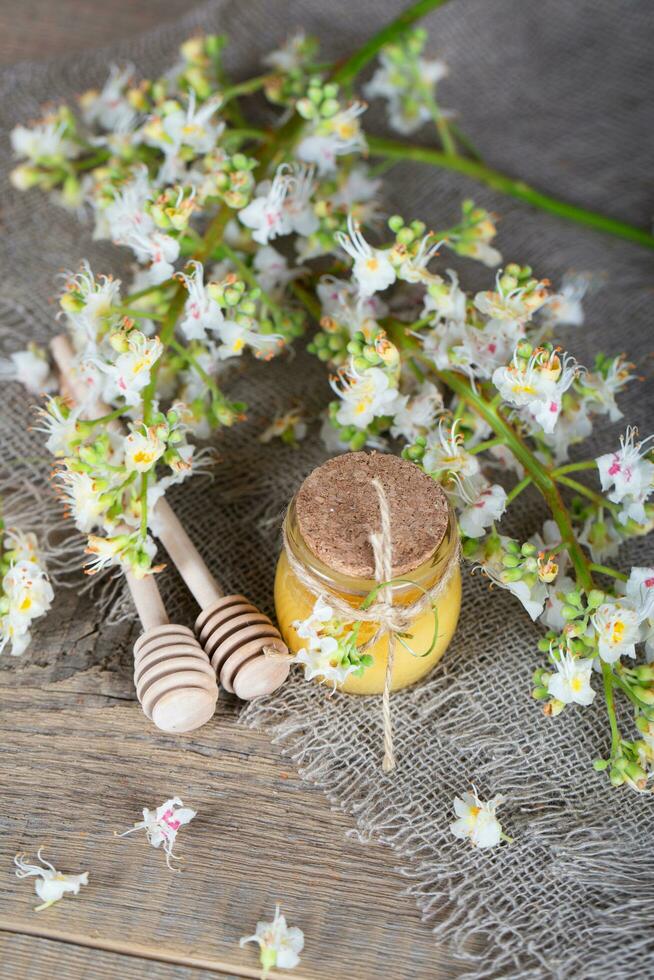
[296, 98, 316, 120]
[349, 430, 367, 451]
[388, 215, 404, 233]
[609, 767, 625, 786]
[501, 554, 521, 568]
[587, 589, 605, 609]
[633, 686, 654, 705]
[521, 542, 537, 557]
[592, 758, 609, 771]
[562, 604, 581, 621]
[396, 226, 415, 245]
[502, 567, 524, 583]
[320, 98, 340, 118]
[109, 330, 131, 353]
[532, 686, 549, 700]
[632, 664, 654, 683]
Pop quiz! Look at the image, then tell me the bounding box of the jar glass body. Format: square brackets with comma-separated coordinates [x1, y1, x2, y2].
[274, 498, 461, 695]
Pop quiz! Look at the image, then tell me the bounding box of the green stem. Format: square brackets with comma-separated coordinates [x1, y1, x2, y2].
[423, 89, 456, 156]
[73, 149, 111, 172]
[602, 662, 621, 758]
[220, 73, 277, 103]
[331, 0, 453, 86]
[552, 460, 597, 476]
[112, 306, 165, 322]
[468, 436, 503, 455]
[367, 135, 654, 250]
[169, 338, 223, 400]
[589, 563, 628, 582]
[139, 472, 149, 540]
[555, 474, 618, 512]
[290, 281, 322, 320]
[506, 475, 532, 504]
[83, 406, 128, 427]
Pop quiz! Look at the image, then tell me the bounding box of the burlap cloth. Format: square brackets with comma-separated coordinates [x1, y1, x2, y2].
[1, 2, 652, 976]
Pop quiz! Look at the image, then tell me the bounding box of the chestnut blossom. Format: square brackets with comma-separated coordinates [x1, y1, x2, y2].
[117, 796, 196, 870]
[591, 596, 651, 664]
[124, 425, 167, 473]
[474, 273, 549, 323]
[0, 345, 56, 394]
[79, 63, 136, 132]
[240, 904, 304, 977]
[547, 650, 595, 706]
[335, 215, 396, 297]
[596, 427, 654, 525]
[10, 116, 78, 164]
[423, 270, 467, 323]
[625, 566, 654, 659]
[35, 398, 82, 456]
[59, 262, 122, 347]
[389, 382, 443, 442]
[296, 102, 367, 175]
[450, 786, 505, 849]
[178, 261, 226, 341]
[292, 597, 359, 688]
[541, 273, 590, 329]
[332, 365, 398, 430]
[253, 245, 303, 297]
[92, 329, 163, 406]
[421, 419, 480, 483]
[1, 529, 54, 657]
[454, 478, 507, 539]
[365, 48, 448, 135]
[492, 347, 580, 434]
[14, 850, 88, 911]
[240, 164, 318, 245]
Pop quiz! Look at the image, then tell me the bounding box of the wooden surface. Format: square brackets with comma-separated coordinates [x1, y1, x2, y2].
[0, 3, 462, 978]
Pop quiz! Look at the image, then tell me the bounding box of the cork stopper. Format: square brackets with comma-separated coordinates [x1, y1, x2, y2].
[295, 452, 449, 578]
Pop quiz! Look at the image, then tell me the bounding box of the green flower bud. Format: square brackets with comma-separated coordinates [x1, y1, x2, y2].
[349, 430, 367, 451]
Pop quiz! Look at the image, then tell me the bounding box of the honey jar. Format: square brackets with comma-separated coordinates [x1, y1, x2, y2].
[275, 452, 461, 695]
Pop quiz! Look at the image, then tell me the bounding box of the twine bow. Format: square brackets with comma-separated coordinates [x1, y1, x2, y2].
[283, 477, 460, 773]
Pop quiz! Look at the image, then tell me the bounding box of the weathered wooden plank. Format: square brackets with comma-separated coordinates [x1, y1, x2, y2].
[0, 684, 462, 979]
[0, 0, 193, 66]
[0, 931, 248, 980]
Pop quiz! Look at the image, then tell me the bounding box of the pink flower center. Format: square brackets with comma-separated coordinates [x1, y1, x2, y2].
[162, 809, 180, 831]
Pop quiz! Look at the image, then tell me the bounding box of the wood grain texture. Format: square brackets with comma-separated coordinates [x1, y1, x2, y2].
[0, 933, 244, 980]
[0, 2, 463, 977]
[0, 0, 193, 66]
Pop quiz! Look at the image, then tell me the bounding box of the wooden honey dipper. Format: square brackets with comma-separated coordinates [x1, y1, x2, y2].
[51, 334, 290, 701]
[50, 335, 218, 733]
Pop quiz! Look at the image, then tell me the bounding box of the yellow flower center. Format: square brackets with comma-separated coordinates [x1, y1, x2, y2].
[19, 596, 32, 612]
[611, 620, 625, 644]
[133, 450, 156, 466]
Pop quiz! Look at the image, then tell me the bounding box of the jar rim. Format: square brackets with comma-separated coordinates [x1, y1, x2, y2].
[283, 494, 459, 600]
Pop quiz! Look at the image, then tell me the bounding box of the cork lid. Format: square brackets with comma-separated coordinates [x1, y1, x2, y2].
[295, 452, 449, 578]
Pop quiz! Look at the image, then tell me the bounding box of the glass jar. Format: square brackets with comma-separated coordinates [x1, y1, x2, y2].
[275, 493, 461, 696]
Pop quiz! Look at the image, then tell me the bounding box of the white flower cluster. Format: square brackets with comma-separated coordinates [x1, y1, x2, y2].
[291, 595, 373, 688]
[0, 528, 53, 656]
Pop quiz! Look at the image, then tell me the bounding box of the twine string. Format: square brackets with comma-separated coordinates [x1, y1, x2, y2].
[369, 477, 397, 773]
[282, 479, 460, 772]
